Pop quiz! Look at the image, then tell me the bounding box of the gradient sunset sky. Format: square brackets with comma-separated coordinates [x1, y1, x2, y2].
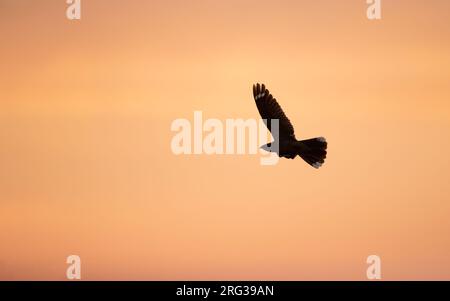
[1, 0, 450, 280]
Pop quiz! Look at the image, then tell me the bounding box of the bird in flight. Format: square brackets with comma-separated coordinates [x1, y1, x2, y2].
[253, 83, 327, 168]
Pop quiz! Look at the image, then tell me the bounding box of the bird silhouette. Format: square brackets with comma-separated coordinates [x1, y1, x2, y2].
[253, 83, 327, 168]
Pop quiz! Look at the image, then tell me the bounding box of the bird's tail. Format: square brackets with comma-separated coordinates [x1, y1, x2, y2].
[297, 137, 328, 169]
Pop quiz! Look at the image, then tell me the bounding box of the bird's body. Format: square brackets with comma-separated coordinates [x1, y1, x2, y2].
[261, 139, 299, 159]
[253, 83, 327, 168]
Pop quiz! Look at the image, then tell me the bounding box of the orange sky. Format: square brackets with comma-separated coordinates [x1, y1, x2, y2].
[1, 0, 450, 280]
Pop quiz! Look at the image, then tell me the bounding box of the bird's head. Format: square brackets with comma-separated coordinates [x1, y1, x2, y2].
[260, 143, 272, 152]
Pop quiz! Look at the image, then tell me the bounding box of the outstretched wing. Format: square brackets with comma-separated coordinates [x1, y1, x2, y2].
[253, 83, 295, 139]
